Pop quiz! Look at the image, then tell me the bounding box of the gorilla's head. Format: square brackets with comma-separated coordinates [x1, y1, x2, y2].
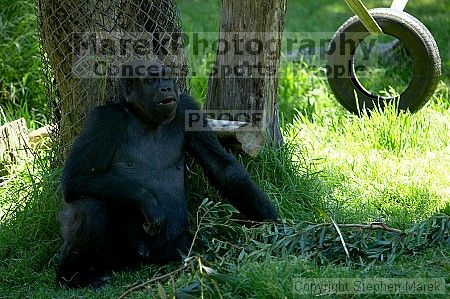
[119, 61, 179, 125]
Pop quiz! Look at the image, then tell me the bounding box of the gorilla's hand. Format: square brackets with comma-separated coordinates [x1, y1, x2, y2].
[142, 218, 162, 236]
[139, 191, 163, 236]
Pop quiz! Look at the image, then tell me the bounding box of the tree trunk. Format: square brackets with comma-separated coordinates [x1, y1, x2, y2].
[37, 0, 107, 159]
[205, 0, 286, 151]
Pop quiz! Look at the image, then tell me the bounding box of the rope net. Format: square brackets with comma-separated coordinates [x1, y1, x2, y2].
[35, 0, 190, 160]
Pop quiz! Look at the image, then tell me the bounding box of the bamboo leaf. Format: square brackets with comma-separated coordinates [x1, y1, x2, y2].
[157, 282, 167, 299]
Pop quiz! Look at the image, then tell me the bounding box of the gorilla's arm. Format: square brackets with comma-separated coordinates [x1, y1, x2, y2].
[182, 95, 278, 221]
[61, 104, 155, 210]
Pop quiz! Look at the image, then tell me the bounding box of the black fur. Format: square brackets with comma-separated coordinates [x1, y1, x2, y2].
[57, 68, 278, 288]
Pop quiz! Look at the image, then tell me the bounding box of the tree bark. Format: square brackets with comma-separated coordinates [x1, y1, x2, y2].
[37, 0, 106, 159]
[205, 0, 286, 150]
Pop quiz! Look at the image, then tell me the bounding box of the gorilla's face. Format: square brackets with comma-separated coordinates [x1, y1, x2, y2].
[120, 65, 179, 125]
[130, 77, 179, 124]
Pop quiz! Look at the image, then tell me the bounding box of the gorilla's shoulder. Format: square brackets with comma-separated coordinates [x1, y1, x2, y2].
[89, 103, 129, 118]
[178, 93, 201, 111]
[174, 94, 202, 124]
[83, 103, 130, 131]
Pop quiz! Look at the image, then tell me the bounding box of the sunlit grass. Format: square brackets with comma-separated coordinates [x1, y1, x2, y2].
[283, 80, 450, 228]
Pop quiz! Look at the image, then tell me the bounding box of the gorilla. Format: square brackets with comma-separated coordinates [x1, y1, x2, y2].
[56, 62, 278, 288]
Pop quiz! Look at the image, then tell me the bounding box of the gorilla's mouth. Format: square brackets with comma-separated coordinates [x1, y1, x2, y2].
[157, 98, 177, 105]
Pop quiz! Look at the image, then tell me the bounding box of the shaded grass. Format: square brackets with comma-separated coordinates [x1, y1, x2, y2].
[0, 0, 48, 129]
[218, 249, 449, 299]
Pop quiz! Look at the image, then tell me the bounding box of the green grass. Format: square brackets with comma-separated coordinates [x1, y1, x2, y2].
[0, 0, 48, 129]
[0, 0, 449, 298]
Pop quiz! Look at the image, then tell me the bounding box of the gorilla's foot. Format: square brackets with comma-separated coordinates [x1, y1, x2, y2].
[57, 269, 111, 289]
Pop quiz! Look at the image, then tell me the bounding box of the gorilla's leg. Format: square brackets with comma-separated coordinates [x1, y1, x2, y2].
[111, 208, 192, 266]
[148, 230, 193, 264]
[56, 197, 111, 288]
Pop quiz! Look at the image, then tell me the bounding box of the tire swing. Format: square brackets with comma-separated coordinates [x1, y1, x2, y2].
[327, 3, 441, 114]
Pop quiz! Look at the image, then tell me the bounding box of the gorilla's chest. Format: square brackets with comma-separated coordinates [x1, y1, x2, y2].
[112, 120, 185, 174]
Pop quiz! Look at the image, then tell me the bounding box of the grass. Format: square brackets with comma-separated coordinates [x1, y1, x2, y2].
[0, 0, 449, 298]
[0, 0, 48, 129]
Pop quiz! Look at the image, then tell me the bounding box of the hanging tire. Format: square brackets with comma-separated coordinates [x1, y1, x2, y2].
[327, 8, 441, 114]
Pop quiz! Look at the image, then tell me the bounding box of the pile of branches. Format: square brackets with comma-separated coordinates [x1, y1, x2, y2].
[119, 200, 449, 298]
[195, 200, 449, 265]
